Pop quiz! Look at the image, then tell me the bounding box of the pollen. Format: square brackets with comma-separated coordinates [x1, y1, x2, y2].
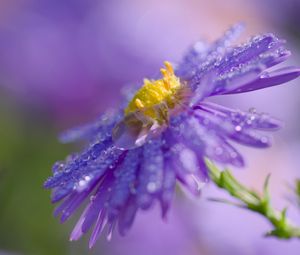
[124, 61, 183, 123]
[134, 98, 145, 109]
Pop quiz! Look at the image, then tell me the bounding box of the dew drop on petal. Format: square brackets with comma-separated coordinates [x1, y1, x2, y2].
[235, 125, 242, 132]
[64, 167, 71, 173]
[78, 180, 86, 187]
[52, 162, 65, 174]
[147, 182, 158, 193]
[261, 137, 268, 144]
[84, 176, 91, 182]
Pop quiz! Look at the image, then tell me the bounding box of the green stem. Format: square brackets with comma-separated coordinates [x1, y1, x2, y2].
[206, 160, 300, 239]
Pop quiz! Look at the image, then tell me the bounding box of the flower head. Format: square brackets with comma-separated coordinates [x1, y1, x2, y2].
[44, 24, 300, 248]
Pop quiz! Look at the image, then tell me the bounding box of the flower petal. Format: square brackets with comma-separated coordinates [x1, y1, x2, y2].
[159, 161, 176, 218]
[186, 32, 294, 98]
[193, 109, 273, 148]
[198, 102, 282, 130]
[45, 145, 123, 203]
[178, 23, 244, 80]
[182, 117, 245, 167]
[117, 197, 138, 236]
[59, 110, 121, 143]
[224, 66, 300, 94]
[136, 139, 164, 209]
[107, 149, 141, 219]
[88, 210, 107, 249]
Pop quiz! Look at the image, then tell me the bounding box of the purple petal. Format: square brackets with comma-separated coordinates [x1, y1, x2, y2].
[159, 161, 176, 218]
[177, 23, 244, 80]
[209, 23, 245, 54]
[46, 145, 123, 200]
[70, 204, 91, 241]
[186, 31, 293, 98]
[210, 65, 263, 96]
[198, 102, 282, 131]
[186, 117, 245, 167]
[193, 110, 273, 148]
[225, 66, 300, 94]
[117, 197, 138, 236]
[51, 182, 75, 203]
[106, 220, 117, 241]
[59, 110, 122, 144]
[168, 144, 205, 196]
[107, 149, 141, 218]
[88, 210, 107, 249]
[53, 193, 77, 217]
[59, 123, 96, 144]
[80, 176, 113, 233]
[136, 139, 164, 209]
[217, 34, 285, 74]
[60, 189, 93, 223]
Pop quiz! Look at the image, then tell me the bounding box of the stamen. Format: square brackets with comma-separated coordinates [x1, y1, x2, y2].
[135, 98, 145, 109]
[125, 61, 183, 122]
[148, 88, 161, 99]
[160, 68, 167, 77]
[164, 61, 174, 74]
[143, 79, 151, 85]
[163, 80, 171, 90]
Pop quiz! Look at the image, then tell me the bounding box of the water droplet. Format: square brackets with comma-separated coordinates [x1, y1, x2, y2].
[260, 72, 270, 79]
[268, 42, 275, 49]
[235, 125, 242, 132]
[78, 180, 86, 187]
[64, 167, 71, 173]
[52, 162, 65, 173]
[261, 137, 268, 144]
[147, 182, 157, 193]
[84, 176, 91, 181]
[62, 210, 70, 218]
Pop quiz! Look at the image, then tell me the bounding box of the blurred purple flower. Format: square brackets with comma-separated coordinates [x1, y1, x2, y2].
[44, 24, 300, 248]
[0, 0, 182, 122]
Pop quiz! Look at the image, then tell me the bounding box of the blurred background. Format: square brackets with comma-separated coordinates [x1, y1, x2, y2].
[0, 0, 300, 254]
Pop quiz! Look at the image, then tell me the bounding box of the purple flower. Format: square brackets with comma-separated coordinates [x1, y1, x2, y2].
[44, 24, 300, 248]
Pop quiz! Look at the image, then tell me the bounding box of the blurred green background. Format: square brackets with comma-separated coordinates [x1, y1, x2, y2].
[0, 91, 69, 255]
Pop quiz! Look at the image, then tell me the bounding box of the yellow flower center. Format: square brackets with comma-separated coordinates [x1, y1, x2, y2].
[125, 61, 182, 124]
[113, 61, 189, 149]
